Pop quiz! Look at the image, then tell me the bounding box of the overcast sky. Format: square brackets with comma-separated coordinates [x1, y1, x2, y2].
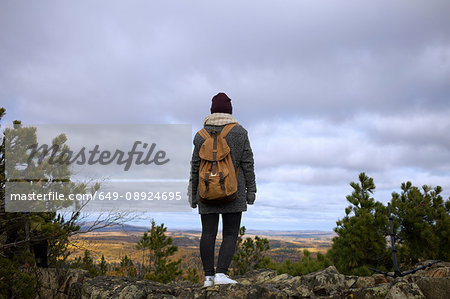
[1, 0, 449, 231]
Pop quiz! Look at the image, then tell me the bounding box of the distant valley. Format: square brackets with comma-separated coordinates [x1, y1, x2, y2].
[69, 224, 335, 265]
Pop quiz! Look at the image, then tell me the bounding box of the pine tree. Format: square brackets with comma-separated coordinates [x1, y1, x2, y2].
[273, 249, 332, 276]
[183, 266, 200, 283]
[120, 255, 137, 278]
[231, 226, 270, 275]
[391, 182, 450, 264]
[0, 110, 94, 296]
[328, 173, 390, 276]
[98, 254, 108, 275]
[137, 219, 182, 283]
[136, 227, 150, 274]
[70, 250, 100, 276]
[1, 117, 87, 266]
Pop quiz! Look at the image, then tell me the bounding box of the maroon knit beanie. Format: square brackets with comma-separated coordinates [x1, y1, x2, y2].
[210, 92, 232, 114]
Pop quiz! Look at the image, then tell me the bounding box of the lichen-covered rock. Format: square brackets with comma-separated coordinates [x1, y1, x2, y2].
[300, 266, 358, 297]
[78, 276, 189, 299]
[386, 282, 425, 299]
[350, 283, 391, 299]
[424, 267, 450, 278]
[236, 268, 277, 285]
[35, 268, 89, 299]
[33, 261, 450, 299]
[352, 276, 376, 289]
[197, 283, 289, 299]
[373, 273, 391, 285]
[416, 277, 450, 299]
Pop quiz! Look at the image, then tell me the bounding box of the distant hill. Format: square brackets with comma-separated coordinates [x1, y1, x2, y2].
[79, 222, 335, 239]
[79, 222, 150, 233]
[245, 230, 336, 239]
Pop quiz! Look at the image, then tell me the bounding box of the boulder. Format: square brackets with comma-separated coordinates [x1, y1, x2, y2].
[35, 268, 89, 299]
[416, 277, 450, 299]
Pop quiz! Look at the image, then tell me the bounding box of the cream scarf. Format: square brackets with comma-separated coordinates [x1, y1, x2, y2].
[204, 113, 238, 126]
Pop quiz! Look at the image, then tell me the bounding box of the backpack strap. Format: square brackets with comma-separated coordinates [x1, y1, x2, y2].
[221, 123, 240, 176]
[198, 128, 210, 140]
[220, 123, 238, 137]
[199, 123, 237, 139]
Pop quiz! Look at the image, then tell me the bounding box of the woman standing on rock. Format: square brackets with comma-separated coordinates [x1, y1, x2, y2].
[189, 92, 257, 287]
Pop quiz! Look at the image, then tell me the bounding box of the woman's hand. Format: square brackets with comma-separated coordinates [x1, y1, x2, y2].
[246, 192, 256, 205]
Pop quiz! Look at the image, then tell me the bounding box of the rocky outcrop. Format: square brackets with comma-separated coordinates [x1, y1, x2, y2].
[35, 261, 450, 299]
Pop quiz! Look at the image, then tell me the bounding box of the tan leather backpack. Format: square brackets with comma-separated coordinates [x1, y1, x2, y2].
[197, 123, 239, 204]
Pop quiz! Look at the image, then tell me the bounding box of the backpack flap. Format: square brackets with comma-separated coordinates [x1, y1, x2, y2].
[198, 129, 230, 162]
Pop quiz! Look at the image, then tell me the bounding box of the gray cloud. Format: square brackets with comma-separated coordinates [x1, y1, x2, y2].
[2, 0, 450, 124]
[1, 0, 449, 230]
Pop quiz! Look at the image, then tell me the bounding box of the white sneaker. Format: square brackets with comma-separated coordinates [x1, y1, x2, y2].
[203, 276, 214, 288]
[214, 273, 237, 285]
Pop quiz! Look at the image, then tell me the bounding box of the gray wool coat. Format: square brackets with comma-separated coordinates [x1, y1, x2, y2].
[189, 124, 256, 214]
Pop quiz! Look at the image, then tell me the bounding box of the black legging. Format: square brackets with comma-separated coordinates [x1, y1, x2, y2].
[200, 212, 242, 276]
